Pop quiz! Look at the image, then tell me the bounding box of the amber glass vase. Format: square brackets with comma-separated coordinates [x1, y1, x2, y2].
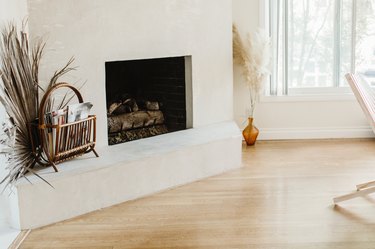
[242, 117, 259, 146]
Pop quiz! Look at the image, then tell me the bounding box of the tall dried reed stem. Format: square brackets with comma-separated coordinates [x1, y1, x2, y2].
[233, 24, 270, 117]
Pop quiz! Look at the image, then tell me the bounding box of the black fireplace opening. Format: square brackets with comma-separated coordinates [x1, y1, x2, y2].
[105, 56, 187, 145]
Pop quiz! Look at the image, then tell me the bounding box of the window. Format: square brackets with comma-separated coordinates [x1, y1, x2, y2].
[269, 0, 375, 95]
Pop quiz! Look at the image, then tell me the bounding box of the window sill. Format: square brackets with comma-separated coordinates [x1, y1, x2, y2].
[260, 93, 356, 103]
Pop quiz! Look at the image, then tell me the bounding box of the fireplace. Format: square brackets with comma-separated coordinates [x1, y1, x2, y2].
[105, 56, 192, 145]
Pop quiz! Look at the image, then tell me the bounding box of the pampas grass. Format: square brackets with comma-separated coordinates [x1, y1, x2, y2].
[233, 24, 271, 117]
[0, 22, 75, 189]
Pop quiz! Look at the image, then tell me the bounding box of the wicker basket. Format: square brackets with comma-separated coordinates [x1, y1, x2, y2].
[29, 82, 99, 172]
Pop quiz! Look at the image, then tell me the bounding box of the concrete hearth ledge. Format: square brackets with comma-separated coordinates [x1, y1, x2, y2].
[14, 121, 242, 229]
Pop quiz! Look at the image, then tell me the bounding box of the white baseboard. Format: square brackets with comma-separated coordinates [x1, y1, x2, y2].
[258, 126, 374, 140]
[0, 221, 20, 249]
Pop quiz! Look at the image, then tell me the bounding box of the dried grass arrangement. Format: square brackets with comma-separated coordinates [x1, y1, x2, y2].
[232, 24, 271, 117]
[0, 22, 75, 189]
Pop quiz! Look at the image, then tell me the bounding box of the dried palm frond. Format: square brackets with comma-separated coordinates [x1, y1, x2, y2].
[0, 23, 42, 188]
[44, 57, 77, 113]
[0, 22, 77, 189]
[233, 24, 271, 117]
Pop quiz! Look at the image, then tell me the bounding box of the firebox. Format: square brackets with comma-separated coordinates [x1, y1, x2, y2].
[105, 56, 191, 145]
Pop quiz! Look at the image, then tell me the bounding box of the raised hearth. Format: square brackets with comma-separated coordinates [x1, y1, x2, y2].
[12, 122, 241, 229]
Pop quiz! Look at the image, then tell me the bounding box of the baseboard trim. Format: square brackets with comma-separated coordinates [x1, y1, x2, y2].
[257, 126, 374, 140]
[8, 229, 30, 249]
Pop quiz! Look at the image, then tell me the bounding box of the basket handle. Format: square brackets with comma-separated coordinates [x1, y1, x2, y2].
[39, 83, 84, 126]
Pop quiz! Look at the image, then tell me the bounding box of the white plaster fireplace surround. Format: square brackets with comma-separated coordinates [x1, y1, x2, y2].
[10, 0, 242, 229]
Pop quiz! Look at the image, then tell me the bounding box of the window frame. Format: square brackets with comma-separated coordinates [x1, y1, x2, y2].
[266, 0, 359, 96]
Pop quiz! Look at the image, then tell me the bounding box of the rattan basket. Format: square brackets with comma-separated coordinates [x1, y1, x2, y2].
[29, 82, 99, 172]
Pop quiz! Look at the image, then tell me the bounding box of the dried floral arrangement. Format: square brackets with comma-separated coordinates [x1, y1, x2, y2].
[0, 22, 75, 189]
[232, 24, 271, 118]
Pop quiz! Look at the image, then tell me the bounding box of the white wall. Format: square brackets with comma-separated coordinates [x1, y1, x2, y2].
[27, 0, 234, 147]
[0, 0, 28, 229]
[233, 0, 373, 139]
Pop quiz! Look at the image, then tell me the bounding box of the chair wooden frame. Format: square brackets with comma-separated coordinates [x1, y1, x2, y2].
[333, 73, 375, 204]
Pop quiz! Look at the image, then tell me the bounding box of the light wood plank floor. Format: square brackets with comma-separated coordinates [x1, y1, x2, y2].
[20, 139, 375, 249]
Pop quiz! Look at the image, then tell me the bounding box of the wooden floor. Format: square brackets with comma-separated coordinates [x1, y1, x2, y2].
[20, 139, 375, 249]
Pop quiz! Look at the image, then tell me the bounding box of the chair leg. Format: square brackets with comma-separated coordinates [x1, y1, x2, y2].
[333, 186, 375, 204]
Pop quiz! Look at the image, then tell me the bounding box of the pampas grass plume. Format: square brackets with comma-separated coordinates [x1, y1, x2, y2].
[233, 24, 270, 117]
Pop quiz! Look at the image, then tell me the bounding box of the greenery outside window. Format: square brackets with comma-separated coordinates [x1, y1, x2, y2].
[268, 0, 375, 96]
